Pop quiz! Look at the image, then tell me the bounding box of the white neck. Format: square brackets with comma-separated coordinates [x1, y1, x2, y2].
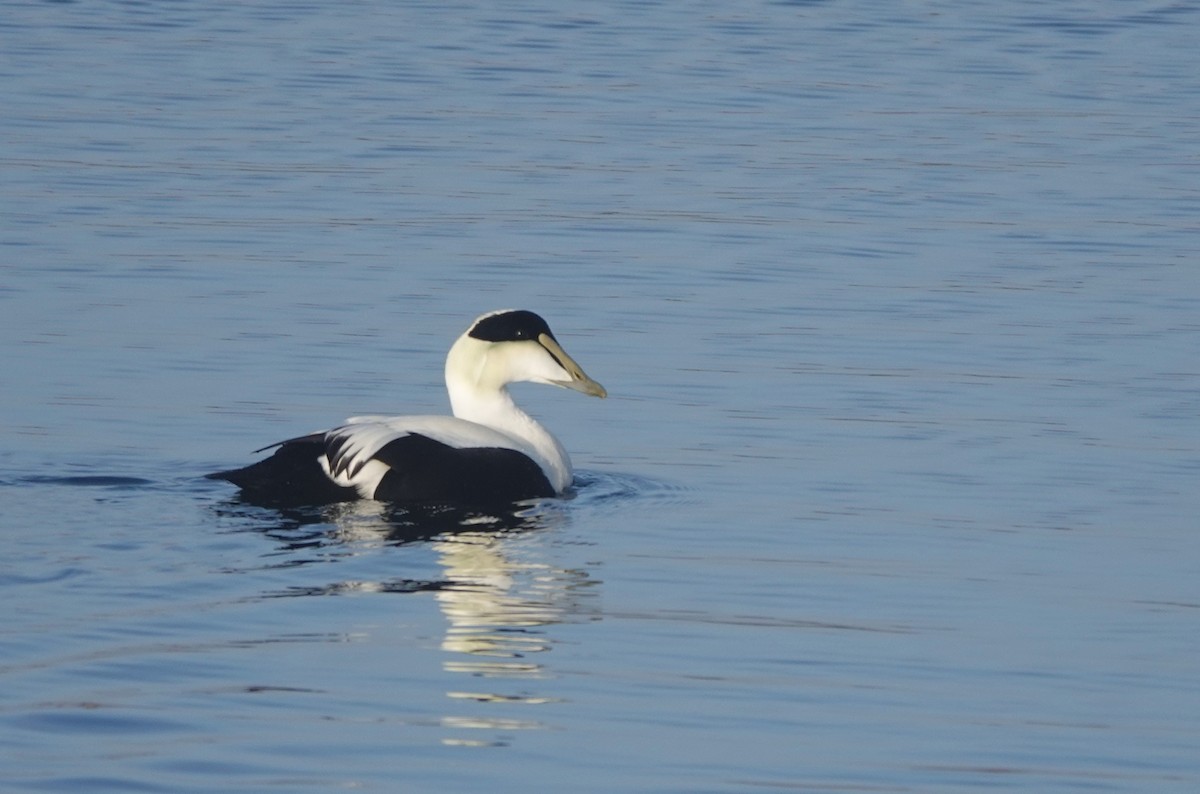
[444, 340, 573, 492]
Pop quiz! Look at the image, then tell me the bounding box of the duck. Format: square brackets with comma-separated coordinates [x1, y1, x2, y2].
[208, 309, 606, 507]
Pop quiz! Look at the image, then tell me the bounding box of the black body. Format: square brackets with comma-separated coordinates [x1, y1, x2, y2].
[208, 432, 554, 508]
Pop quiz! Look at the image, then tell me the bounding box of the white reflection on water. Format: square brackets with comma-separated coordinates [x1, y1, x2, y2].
[433, 528, 597, 746]
[435, 529, 590, 665]
[246, 495, 602, 742]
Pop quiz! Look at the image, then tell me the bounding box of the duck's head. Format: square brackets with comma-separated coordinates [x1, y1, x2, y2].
[446, 309, 607, 400]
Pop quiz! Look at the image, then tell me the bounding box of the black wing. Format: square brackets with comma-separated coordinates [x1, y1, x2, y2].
[371, 433, 555, 505]
[207, 433, 358, 507]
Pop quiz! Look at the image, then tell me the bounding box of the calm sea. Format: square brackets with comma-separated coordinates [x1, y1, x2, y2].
[3, 1, 1199, 791]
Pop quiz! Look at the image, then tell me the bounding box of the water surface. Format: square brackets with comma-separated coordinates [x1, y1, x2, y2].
[3, 1, 1199, 791]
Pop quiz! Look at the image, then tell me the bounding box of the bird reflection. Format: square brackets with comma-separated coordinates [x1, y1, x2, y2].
[217, 494, 598, 718]
[337, 501, 595, 676]
[432, 528, 593, 677]
[221, 497, 550, 549]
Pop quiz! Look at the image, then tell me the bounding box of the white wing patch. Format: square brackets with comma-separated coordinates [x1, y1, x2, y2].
[318, 415, 533, 499]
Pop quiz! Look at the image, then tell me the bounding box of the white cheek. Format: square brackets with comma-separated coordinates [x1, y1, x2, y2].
[529, 351, 568, 383]
[495, 342, 563, 384]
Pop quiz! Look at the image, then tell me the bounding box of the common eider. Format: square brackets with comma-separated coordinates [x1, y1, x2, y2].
[208, 309, 606, 507]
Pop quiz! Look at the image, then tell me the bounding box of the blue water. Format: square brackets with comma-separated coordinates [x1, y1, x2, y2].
[3, 1, 1199, 791]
